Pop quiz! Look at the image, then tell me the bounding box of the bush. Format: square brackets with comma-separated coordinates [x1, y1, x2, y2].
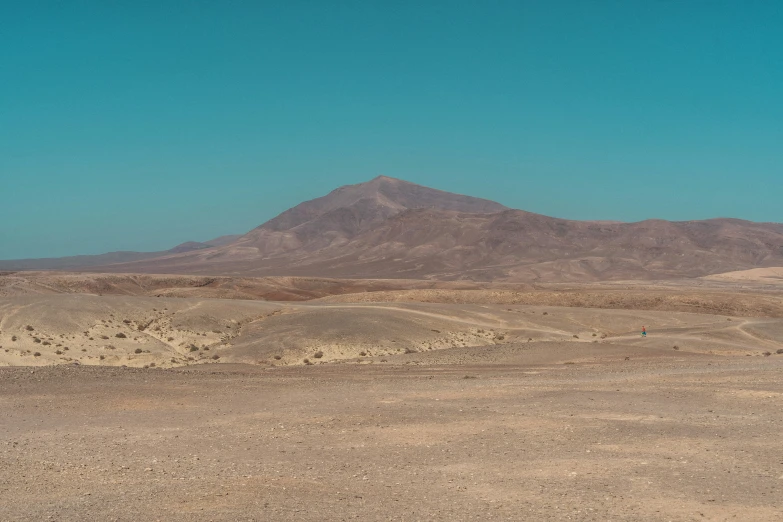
[115, 333, 127, 339]
[42, 341, 51, 346]
[99, 355, 105, 360]
[313, 351, 324, 359]
[134, 348, 142, 354]
[359, 352, 367, 357]
[100, 335, 109, 340]
[11, 335, 17, 341]
[273, 355, 282, 360]
[33, 337, 41, 343]
[303, 358, 311, 365]
[167, 337, 174, 342]
[189, 345, 198, 352]
[211, 355, 219, 360]
[25, 325, 34, 331]
[572, 335, 579, 339]
[673, 346, 680, 350]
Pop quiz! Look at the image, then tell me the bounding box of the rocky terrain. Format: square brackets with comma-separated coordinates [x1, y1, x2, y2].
[3, 176, 783, 281]
[2, 354, 782, 521]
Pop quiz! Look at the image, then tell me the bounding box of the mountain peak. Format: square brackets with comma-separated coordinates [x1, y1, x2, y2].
[257, 176, 508, 233]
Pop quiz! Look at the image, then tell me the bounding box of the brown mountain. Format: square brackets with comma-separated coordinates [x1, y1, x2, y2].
[5, 176, 783, 281]
[75, 176, 783, 281]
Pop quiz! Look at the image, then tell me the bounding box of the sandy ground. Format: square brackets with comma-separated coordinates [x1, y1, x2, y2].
[2, 355, 782, 521]
[1, 278, 782, 520]
[3, 295, 783, 368]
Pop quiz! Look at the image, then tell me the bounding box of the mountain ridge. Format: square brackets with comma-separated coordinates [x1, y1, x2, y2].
[2, 176, 782, 281]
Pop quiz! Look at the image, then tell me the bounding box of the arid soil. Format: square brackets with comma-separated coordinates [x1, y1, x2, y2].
[2, 356, 782, 521]
[3, 293, 783, 369]
[1, 276, 782, 520]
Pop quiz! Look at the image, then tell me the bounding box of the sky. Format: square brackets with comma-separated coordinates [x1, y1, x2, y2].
[1, 1, 781, 259]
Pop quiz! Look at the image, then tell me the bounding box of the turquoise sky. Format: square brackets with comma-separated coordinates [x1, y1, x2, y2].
[2, 2, 781, 259]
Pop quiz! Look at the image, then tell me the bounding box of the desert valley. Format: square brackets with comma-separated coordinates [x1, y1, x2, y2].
[2, 177, 782, 520]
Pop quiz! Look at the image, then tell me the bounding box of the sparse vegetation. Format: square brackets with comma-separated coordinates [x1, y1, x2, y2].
[189, 345, 198, 352]
[100, 335, 109, 340]
[33, 337, 41, 343]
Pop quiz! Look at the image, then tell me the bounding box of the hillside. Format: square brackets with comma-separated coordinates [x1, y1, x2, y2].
[3, 176, 783, 281]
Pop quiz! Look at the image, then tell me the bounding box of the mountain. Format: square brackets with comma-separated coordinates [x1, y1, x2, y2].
[0, 235, 242, 271]
[4, 176, 783, 281]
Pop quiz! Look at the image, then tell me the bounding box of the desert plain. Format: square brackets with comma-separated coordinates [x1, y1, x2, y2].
[1, 271, 782, 521]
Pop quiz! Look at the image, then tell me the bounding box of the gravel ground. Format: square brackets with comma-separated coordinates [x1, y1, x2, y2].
[2, 354, 782, 521]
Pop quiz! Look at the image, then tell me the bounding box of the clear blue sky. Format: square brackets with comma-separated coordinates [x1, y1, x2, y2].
[1, 2, 781, 259]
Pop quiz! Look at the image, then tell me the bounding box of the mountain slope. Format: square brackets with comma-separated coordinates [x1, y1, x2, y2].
[0, 235, 242, 271]
[5, 176, 783, 281]
[85, 177, 783, 281]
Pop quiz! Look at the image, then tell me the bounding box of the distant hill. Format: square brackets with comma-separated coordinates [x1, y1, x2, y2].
[0, 235, 241, 271]
[3, 176, 783, 281]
